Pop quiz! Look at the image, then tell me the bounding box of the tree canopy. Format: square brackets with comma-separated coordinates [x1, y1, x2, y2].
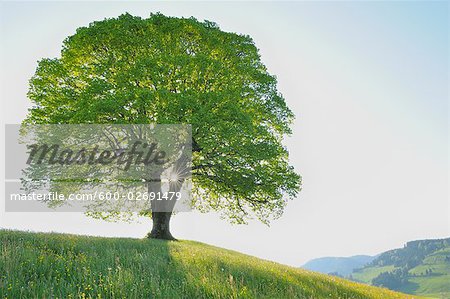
[26, 13, 301, 226]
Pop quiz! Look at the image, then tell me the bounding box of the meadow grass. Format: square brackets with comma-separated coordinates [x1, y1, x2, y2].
[0, 230, 421, 298]
[406, 248, 450, 299]
[350, 248, 450, 299]
[351, 265, 397, 284]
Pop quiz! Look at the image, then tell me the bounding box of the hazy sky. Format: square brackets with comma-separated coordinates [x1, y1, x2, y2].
[0, 1, 448, 266]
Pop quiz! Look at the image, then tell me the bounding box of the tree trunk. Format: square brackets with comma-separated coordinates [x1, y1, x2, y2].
[148, 211, 175, 240]
[146, 176, 179, 241]
[146, 153, 189, 240]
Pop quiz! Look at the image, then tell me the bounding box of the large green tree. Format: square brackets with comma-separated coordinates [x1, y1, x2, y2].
[25, 13, 301, 239]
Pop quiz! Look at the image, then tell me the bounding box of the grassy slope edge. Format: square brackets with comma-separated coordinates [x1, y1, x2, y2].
[0, 230, 420, 299]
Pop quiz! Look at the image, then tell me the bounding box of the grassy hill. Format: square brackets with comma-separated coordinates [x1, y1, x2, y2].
[351, 238, 450, 299]
[0, 230, 419, 299]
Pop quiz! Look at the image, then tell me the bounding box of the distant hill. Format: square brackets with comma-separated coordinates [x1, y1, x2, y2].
[301, 238, 450, 298]
[0, 230, 416, 299]
[302, 255, 375, 276]
[350, 238, 450, 299]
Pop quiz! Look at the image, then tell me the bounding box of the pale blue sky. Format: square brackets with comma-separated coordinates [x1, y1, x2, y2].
[0, 1, 448, 266]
